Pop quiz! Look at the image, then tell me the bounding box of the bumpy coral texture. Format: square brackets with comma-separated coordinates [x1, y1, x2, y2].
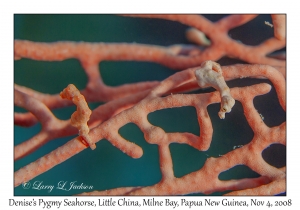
[14, 14, 286, 195]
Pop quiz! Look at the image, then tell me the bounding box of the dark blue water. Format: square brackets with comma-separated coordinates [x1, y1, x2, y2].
[14, 14, 286, 196]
